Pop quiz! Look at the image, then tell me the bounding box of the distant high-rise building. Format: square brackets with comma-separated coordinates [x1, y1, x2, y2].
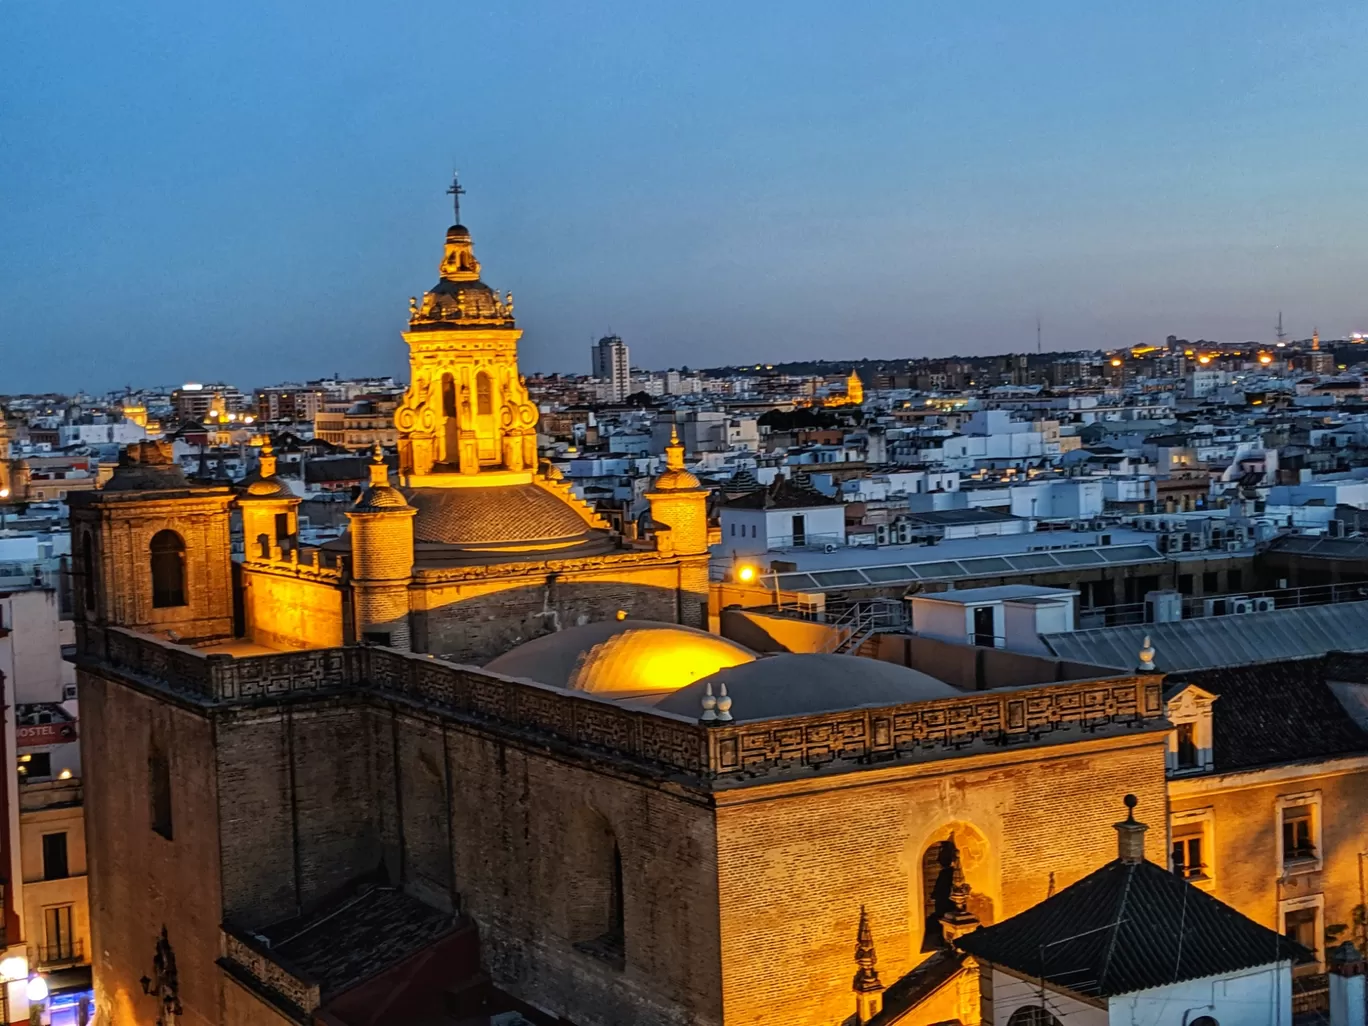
[591, 335, 630, 402]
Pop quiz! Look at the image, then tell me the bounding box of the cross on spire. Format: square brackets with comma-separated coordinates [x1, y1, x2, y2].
[446, 171, 466, 226]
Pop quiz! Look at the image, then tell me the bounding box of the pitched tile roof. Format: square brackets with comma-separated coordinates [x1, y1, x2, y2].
[956, 857, 1308, 998]
[1176, 656, 1368, 772]
[723, 476, 841, 510]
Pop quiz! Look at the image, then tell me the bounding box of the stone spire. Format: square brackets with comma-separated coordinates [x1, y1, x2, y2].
[852, 906, 884, 1025]
[1114, 794, 1148, 864]
[938, 837, 981, 944]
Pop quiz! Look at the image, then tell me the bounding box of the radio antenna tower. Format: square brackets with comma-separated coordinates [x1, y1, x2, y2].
[1276, 310, 1287, 345]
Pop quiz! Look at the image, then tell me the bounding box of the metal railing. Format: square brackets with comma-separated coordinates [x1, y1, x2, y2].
[822, 599, 908, 654]
[34, 939, 83, 967]
[1079, 580, 1368, 628]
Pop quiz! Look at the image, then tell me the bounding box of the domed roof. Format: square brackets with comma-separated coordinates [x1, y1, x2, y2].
[652, 653, 958, 722]
[353, 484, 410, 512]
[406, 483, 594, 550]
[651, 427, 703, 492]
[484, 619, 756, 701]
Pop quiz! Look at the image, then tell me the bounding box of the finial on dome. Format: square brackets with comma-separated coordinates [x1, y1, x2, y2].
[665, 424, 685, 472]
[258, 439, 277, 479]
[368, 443, 390, 488]
[716, 682, 733, 722]
[1114, 793, 1147, 864]
[700, 682, 717, 723]
[1138, 635, 1156, 671]
[446, 170, 466, 227]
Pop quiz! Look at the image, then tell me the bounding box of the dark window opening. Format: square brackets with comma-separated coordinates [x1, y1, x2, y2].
[1282, 806, 1314, 862]
[18, 751, 52, 779]
[972, 606, 996, 647]
[1227, 568, 1243, 591]
[476, 372, 492, 416]
[150, 744, 173, 840]
[1284, 907, 1317, 950]
[150, 530, 186, 608]
[441, 374, 457, 418]
[81, 532, 95, 610]
[274, 512, 292, 553]
[362, 631, 392, 647]
[42, 832, 69, 880]
[791, 514, 807, 547]
[257, 533, 271, 559]
[1176, 721, 1198, 768]
[1178, 574, 1194, 596]
[1203, 571, 1219, 593]
[1171, 834, 1204, 879]
[43, 905, 74, 964]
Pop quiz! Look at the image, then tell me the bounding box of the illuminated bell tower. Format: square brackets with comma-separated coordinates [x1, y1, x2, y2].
[394, 175, 539, 485]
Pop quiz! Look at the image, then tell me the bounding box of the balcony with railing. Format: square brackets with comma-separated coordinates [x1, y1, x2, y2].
[34, 938, 83, 969]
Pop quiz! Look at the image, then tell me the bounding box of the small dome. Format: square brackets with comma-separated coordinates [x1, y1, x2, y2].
[652, 653, 957, 722]
[242, 475, 293, 499]
[446, 224, 471, 240]
[407, 484, 593, 550]
[653, 468, 702, 491]
[484, 620, 756, 701]
[353, 485, 410, 512]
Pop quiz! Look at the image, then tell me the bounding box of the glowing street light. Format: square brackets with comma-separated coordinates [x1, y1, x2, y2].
[736, 564, 757, 584]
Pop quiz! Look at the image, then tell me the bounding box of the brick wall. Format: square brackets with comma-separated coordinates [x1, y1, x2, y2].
[444, 726, 721, 1026]
[240, 568, 345, 650]
[416, 568, 690, 663]
[713, 736, 1168, 1026]
[80, 667, 226, 1026]
[1171, 766, 1368, 947]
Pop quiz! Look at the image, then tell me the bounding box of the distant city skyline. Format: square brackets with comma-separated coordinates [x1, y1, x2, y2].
[5, 1, 1368, 392]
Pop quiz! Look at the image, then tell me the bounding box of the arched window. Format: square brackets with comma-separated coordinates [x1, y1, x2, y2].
[81, 531, 96, 610]
[1006, 1007, 1062, 1026]
[441, 373, 457, 418]
[571, 809, 626, 967]
[150, 530, 186, 608]
[476, 372, 492, 416]
[1189, 1018, 1219, 1026]
[257, 533, 271, 560]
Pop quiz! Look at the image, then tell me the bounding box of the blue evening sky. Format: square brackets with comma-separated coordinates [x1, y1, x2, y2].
[2, 1, 1366, 391]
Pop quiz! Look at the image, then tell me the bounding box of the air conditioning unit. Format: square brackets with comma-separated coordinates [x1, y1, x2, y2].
[1226, 540, 1241, 551]
[1231, 598, 1255, 615]
[1146, 590, 1183, 624]
[1253, 597, 1276, 613]
[823, 543, 838, 554]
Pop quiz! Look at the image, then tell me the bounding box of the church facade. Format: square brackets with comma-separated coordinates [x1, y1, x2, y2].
[224, 212, 711, 663]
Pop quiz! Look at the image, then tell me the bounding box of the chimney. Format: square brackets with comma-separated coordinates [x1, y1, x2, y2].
[1113, 794, 1147, 864]
[1328, 941, 1366, 1026]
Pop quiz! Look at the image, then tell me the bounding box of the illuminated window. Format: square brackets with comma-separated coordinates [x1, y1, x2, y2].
[149, 530, 186, 608]
[476, 372, 492, 416]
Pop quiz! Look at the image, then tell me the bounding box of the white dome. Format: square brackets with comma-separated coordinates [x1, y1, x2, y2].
[651, 653, 957, 722]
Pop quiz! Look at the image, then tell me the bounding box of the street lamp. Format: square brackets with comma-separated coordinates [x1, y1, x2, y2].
[26, 974, 47, 1026]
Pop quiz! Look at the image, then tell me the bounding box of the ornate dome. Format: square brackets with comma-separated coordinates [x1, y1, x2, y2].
[651, 653, 958, 722]
[484, 620, 756, 701]
[406, 483, 594, 550]
[239, 441, 294, 500]
[407, 223, 514, 331]
[352, 444, 412, 513]
[651, 426, 702, 492]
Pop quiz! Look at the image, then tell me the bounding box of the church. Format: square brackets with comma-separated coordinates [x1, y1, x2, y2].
[70, 205, 1284, 1026]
